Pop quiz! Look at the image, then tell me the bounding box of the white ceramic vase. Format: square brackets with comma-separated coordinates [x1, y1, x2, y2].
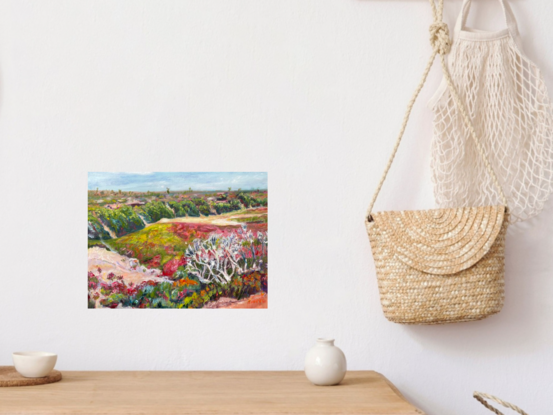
[304, 338, 347, 386]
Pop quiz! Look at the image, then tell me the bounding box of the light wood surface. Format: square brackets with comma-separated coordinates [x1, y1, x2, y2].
[0, 371, 424, 415]
[0, 366, 62, 387]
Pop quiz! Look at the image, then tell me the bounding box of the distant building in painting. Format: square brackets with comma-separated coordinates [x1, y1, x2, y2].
[125, 199, 145, 207]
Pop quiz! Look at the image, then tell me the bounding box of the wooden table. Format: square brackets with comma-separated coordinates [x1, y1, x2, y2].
[0, 371, 424, 415]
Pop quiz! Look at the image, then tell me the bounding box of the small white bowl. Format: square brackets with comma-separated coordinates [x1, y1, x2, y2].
[12, 352, 57, 378]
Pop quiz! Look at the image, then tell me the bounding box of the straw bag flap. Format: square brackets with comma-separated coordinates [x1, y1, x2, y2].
[366, 205, 505, 275]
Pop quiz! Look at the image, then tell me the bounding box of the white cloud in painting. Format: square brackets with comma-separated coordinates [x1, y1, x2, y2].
[88, 172, 267, 192]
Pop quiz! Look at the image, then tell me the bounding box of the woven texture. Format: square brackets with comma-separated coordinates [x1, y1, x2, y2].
[0, 366, 62, 387]
[430, 0, 553, 223]
[366, 206, 508, 324]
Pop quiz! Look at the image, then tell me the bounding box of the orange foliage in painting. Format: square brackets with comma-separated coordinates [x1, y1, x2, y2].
[173, 278, 199, 288]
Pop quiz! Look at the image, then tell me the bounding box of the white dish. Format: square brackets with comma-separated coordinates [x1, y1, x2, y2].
[12, 352, 57, 378]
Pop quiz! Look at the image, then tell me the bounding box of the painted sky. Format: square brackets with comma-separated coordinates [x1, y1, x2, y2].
[88, 172, 268, 191]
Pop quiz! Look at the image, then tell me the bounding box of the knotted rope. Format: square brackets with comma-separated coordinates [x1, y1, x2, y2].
[429, 22, 451, 54]
[366, 0, 507, 221]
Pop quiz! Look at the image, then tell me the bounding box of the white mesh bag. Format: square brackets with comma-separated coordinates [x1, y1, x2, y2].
[429, 0, 553, 222]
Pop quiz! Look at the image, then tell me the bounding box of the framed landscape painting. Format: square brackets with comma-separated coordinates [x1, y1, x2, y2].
[87, 172, 268, 309]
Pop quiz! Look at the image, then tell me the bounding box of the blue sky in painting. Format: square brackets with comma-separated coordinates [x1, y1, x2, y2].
[88, 172, 268, 191]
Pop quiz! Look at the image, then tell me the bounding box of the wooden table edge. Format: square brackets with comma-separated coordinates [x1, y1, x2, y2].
[0, 370, 426, 415]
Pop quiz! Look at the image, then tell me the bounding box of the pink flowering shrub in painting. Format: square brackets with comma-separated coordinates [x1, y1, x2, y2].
[87, 226, 268, 309]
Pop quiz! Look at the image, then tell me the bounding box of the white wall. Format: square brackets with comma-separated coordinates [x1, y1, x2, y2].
[0, 0, 552, 413]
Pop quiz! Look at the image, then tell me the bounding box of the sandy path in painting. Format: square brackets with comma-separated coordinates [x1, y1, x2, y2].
[204, 292, 268, 309]
[156, 216, 241, 226]
[153, 208, 268, 227]
[88, 247, 168, 285]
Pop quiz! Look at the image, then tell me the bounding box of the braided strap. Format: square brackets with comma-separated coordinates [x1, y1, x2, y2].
[474, 392, 529, 415]
[366, 0, 507, 221]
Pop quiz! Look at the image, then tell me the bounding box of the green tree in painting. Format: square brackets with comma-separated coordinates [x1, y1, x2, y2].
[93, 206, 145, 237]
[192, 198, 212, 216]
[214, 199, 242, 214]
[137, 201, 175, 223]
[182, 200, 200, 217]
[88, 213, 112, 240]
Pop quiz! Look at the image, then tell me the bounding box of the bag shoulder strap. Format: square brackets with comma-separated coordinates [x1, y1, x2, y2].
[366, 0, 508, 222]
[473, 392, 528, 415]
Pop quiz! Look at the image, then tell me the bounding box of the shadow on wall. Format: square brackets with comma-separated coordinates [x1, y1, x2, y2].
[404, 198, 553, 357]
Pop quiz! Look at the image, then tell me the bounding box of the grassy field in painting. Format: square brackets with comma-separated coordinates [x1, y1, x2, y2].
[88, 190, 268, 309]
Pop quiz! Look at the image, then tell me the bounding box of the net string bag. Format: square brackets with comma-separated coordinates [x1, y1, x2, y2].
[365, 0, 509, 325]
[429, 0, 553, 223]
[473, 392, 529, 415]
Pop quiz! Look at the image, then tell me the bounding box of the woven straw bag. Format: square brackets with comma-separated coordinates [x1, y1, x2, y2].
[365, 0, 509, 325]
[474, 392, 528, 415]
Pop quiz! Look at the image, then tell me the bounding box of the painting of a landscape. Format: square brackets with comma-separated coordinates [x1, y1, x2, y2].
[88, 172, 268, 309]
